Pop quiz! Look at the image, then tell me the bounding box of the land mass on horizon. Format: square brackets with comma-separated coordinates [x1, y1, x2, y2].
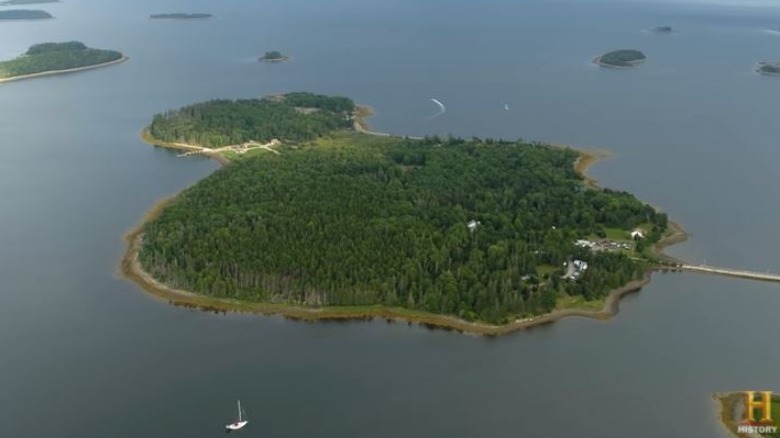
[652, 25, 673, 34]
[595, 49, 647, 68]
[0, 0, 58, 5]
[150, 13, 212, 20]
[0, 9, 52, 19]
[125, 92, 682, 335]
[756, 61, 780, 76]
[0, 41, 126, 83]
[259, 50, 289, 62]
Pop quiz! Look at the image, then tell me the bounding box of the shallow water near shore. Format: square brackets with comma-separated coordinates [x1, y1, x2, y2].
[1, 0, 780, 437]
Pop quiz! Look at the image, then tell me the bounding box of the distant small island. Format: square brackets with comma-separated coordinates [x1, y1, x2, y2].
[652, 26, 673, 34]
[756, 61, 780, 76]
[594, 49, 647, 68]
[0, 41, 126, 84]
[150, 13, 212, 20]
[0, 9, 52, 19]
[259, 50, 289, 62]
[0, 0, 58, 5]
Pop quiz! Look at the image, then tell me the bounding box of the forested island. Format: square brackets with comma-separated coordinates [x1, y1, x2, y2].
[150, 13, 212, 20]
[0, 9, 52, 19]
[652, 26, 673, 34]
[756, 61, 780, 76]
[259, 51, 289, 62]
[0, 41, 125, 83]
[126, 92, 681, 334]
[716, 392, 779, 437]
[0, 0, 58, 5]
[595, 49, 647, 68]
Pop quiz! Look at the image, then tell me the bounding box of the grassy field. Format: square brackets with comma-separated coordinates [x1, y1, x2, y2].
[554, 294, 605, 312]
[536, 264, 559, 277]
[604, 227, 629, 240]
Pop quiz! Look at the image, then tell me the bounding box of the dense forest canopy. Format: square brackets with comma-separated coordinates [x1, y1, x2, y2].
[599, 49, 646, 67]
[149, 93, 355, 148]
[0, 41, 122, 79]
[140, 97, 669, 324]
[0, 9, 52, 19]
[26, 41, 85, 55]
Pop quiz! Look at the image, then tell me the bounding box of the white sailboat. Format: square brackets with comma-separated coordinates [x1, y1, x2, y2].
[225, 400, 248, 432]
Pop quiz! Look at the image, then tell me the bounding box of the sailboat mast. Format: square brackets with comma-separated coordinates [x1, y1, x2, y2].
[238, 400, 242, 422]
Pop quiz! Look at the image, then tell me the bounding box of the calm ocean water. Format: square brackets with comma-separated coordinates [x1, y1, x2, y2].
[1, 0, 779, 436]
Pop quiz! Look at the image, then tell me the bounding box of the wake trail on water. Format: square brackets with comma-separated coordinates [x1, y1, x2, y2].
[426, 98, 446, 120]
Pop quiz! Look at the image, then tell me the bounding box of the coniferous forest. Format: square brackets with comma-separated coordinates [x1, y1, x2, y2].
[140, 96, 669, 324]
[598, 49, 646, 67]
[0, 41, 123, 79]
[149, 93, 354, 148]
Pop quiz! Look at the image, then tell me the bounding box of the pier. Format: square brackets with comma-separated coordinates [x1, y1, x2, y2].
[663, 264, 780, 283]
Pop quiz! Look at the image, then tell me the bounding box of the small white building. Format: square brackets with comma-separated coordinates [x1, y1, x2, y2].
[576, 239, 595, 248]
[573, 260, 589, 272]
[467, 220, 481, 232]
[631, 229, 645, 239]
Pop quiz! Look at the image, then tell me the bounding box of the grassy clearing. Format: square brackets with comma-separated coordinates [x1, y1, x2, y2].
[537, 264, 559, 278]
[604, 227, 629, 240]
[555, 294, 605, 312]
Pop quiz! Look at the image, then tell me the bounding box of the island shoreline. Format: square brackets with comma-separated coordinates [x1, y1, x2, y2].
[0, 16, 55, 22]
[122, 106, 689, 336]
[0, 55, 128, 85]
[715, 392, 744, 437]
[139, 128, 231, 165]
[259, 56, 290, 63]
[592, 55, 646, 69]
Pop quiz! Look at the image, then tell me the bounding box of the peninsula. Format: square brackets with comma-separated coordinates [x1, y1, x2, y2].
[0, 0, 58, 5]
[756, 61, 780, 76]
[594, 49, 646, 68]
[0, 9, 52, 19]
[0, 41, 126, 84]
[716, 392, 779, 437]
[124, 92, 684, 335]
[150, 13, 212, 20]
[259, 50, 289, 62]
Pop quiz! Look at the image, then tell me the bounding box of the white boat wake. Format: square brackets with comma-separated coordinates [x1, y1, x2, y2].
[426, 98, 446, 120]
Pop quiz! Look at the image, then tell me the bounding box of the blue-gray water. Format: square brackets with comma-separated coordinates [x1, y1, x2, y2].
[1, 0, 779, 436]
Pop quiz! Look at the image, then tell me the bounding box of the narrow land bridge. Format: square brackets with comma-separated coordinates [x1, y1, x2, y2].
[663, 264, 780, 283]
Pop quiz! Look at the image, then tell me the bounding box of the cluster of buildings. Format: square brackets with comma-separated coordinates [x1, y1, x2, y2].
[562, 259, 589, 281]
[575, 239, 632, 251]
[575, 229, 644, 252]
[564, 229, 645, 281]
